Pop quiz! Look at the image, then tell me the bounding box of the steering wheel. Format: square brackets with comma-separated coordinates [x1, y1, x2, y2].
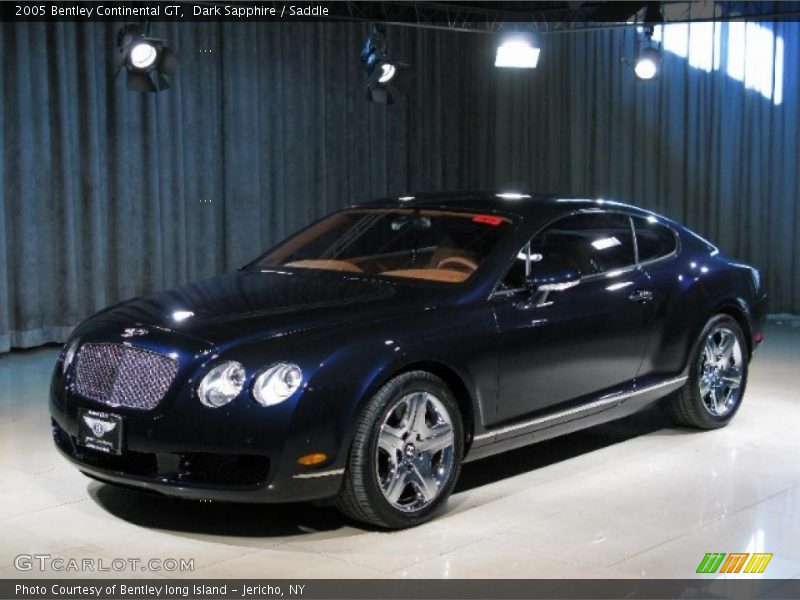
[435, 256, 479, 273]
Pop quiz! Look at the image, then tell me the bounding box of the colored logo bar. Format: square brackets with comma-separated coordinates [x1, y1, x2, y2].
[696, 552, 773, 574]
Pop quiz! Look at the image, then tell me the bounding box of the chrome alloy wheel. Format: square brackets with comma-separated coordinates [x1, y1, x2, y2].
[699, 325, 744, 417]
[376, 391, 456, 512]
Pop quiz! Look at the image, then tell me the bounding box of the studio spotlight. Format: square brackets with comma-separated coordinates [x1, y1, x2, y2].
[129, 42, 158, 70]
[377, 63, 396, 84]
[495, 35, 540, 69]
[360, 24, 407, 104]
[116, 24, 179, 93]
[634, 46, 661, 80]
[632, 4, 663, 81]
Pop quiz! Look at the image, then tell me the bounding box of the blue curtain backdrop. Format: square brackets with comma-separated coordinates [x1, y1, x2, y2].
[1, 21, 798, 352]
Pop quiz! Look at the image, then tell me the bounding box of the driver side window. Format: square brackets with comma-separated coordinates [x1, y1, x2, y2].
[499, 211, 636, 290]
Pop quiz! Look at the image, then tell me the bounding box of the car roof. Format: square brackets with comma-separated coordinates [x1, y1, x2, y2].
[350, 191, 651, 221]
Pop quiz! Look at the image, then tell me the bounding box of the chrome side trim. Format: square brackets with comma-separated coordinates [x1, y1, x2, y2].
[473, 375, 688, 442]
[292, 468, 345, 480]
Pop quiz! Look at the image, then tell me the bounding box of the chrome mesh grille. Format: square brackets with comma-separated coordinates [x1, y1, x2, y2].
[73, 343, 178, 410]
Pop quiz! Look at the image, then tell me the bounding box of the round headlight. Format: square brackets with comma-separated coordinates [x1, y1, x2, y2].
[198, 361, 246, 408]
[61, 338, 80, 374]
[252, 363, 303, 406]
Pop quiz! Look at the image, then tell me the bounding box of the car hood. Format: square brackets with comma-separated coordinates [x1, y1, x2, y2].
[78, 269, 446, 347]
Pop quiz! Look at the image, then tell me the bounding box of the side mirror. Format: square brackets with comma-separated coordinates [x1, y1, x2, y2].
[527, 264, 581, 292]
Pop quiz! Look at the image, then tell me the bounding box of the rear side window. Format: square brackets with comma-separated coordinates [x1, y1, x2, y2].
[530, 212, 636, 277]
[634, 217, 678, 262]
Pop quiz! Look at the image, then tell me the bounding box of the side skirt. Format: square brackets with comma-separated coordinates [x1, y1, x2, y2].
[464, 375, 687, 463]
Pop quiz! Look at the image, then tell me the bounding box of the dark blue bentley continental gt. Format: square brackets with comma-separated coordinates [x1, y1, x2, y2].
[50, 192, 767, 528]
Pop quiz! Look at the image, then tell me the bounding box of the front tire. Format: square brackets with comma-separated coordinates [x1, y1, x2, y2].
[663, 314, 749, 429]
[336, 371, 463, 529]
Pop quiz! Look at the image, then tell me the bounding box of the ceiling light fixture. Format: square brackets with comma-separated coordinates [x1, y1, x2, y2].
[116, 24, 179, 93]
[632, 3, 663, 81]
[495, 35, 541, 69]
[360, 24, 408, 104]
[635, 46, 661, 80]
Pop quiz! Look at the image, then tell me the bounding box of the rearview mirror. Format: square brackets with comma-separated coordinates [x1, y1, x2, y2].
[527, 264, 580, 292]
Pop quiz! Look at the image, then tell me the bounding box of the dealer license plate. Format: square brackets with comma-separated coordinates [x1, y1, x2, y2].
[78, 409, 123, 455]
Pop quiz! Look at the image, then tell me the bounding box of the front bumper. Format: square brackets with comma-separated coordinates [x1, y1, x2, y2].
[49, 383, 347, 503]
[51, 416, 343, 502]
[50, 414, 344, 503]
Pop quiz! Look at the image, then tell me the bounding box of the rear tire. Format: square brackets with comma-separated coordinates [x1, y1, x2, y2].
[663, 314, 748, 429]
[335, 371, 463, 529]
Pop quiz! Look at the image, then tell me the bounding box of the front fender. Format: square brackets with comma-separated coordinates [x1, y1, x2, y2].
[252, 302, 498, 469]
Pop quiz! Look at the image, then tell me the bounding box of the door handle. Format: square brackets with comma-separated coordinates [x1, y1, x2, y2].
[628, 289, 654, 303]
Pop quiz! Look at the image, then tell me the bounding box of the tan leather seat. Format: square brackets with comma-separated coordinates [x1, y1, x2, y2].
[285, 260, 363, 272]
[380, 269, 469, 283]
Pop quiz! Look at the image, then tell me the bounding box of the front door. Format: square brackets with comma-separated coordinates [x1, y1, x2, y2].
[492, 211, 655, 425]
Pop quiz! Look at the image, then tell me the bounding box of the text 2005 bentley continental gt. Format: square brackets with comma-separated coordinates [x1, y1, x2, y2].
[50, 192, 767, 528]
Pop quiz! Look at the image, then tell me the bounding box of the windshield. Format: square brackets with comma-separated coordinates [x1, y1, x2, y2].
[258, 208, 515, 283]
